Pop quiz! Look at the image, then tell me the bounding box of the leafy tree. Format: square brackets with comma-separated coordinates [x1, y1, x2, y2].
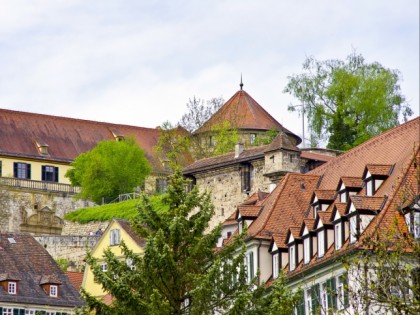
[79, 169, 299, 315]
[284, 51, 413, 150]
[179, 96, 224, 133]
[65, 138, 151, 204]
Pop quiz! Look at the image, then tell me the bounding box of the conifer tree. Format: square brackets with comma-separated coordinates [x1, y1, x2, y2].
[79, 169, 299, 314]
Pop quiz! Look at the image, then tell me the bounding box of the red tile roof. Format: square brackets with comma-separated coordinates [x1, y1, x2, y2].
[300, 151, 335, 162]
[65, 271, 83, 291]
[349, 196, 387, 212]
[314, 190, 336, 201]
[0, 108, 163, 169]
[365, 164, 394, 177]
[339, 177, 364, 189]
[195, 89, 300, 144]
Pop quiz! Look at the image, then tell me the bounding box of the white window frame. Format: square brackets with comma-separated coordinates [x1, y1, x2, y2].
[305, 289, 312, 315]
[289, 245, 296, 271]
[272, 253, 279, 279]
[110, 228, 121, 246]
[50, 284, 58, 297]
[318, 230, 325, 257]
[25, 310, 36, 315]
[8, 281, 16, 294]
[335, 223, 342, 250]
[245, 251, 254, 283]
[336, 274, 346, 310]
[350, 215, 357, 243]
[320, 282, 328, 315]
[340, 191, 347, 203]
[100, 262, 108, 272]
[366, 179, 373, 196]
[3, 308, 13, 315]
[304, 237, 311, 264]
[45, 312, 56, 315]
[126, 258, 136, 270]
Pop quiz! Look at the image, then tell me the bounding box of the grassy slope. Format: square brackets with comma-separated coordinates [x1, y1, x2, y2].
[64, 194, 167, 223]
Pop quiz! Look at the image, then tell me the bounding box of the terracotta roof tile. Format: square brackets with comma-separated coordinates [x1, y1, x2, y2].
[65, 271, 83, 292]
[303, 219, 316, 231]
[317, 211, 333, 225]
[349, 196, 387, 212]
[195, 89, 300, 144]
[300, 151, 335, 162]
[0, 233, 83, 307]
[314, 190, 336, 201]
[366, 164, 394, 177]
[237, 206, 262, 218]
[339, 177, 364, 189]
[272, 233, 288, 249]
[334, 203, 347, 218]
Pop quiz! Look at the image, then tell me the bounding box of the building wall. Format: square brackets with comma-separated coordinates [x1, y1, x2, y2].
[0, 156, 72, 184]
[34, 235, 100, 272]
[82, 220, 144, 297]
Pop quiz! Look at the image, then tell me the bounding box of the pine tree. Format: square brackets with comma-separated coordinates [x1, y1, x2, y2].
[79, 169, 299, 314]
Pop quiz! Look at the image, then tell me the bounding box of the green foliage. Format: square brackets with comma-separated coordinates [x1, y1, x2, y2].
[284, 51, 413, 150]
[56, 258, 70, 271]
[252, 129, 279, 146]
[78, 169, 298, 315]
[65, 138, 151, 204]
[210, 121, 239, 156]
[64, 195, 167, 223]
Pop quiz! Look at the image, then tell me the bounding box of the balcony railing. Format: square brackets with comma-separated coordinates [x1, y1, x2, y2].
[0, 176, 80, 194]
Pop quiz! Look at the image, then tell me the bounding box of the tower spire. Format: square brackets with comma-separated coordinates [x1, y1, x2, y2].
[240, 74, 244, 90]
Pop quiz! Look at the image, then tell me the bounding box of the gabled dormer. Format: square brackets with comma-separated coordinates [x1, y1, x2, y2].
[269, 233, 288, 279]
[345, 195, 387, 244]
[309, 190, 336, 218]
[235, 205, 261, 233]
[300, 219, 315, 265]
[331, 204, 348, 251]
[286, 227, 302, 272]
[34, 138, 49, 156]
[401, 198, 420, 239]
[110, 128, 125, 142]
[0, 273, 21, 295]
[336, 177, 363, 203]
[362, 164, 393, 196]
[314, 211, 334, 258]
[39, 275, 62, 298]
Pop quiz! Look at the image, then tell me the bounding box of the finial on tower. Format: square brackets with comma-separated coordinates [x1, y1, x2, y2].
[240, 74, 244, 90]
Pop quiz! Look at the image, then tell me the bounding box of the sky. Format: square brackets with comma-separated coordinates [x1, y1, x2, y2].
[0, 0, 418, 142]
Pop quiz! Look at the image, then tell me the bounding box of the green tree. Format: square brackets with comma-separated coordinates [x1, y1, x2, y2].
[79, 169, 299, 315]
[284, 51, 413, 150]
[65, 138, 151, 204]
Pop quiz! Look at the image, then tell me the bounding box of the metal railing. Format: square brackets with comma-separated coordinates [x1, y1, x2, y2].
[0, 176, 80, 194]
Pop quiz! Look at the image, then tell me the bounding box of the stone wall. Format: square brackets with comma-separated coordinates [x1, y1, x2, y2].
[34, 235, 100, 272]
[0, 187, 93, 233]
[62, 220, 109, 236]
[195, 160, 271, 230]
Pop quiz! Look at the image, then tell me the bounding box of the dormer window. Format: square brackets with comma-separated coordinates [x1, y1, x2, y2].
[8, 281, 16, 294]
[363, 165, 393, 196]
[313, 204, 320, 218]
[238, 220, 243, 234]
[110, 229, 121, 246]
[349, 215, 358, 244]
[49, 285, 58, 297]
[335, 222, 342, 250]
[303, 236, 311, 264]
[317, 229, 325, 257]
[35, 139, 49, 155]
[339, 190, 347, 203]
[365, 177, 374, 196]
[403, 200, 420, 239]
[289, 245, 296, 271]
[110, 129, 125, 142]
[272, 252, 279, 279]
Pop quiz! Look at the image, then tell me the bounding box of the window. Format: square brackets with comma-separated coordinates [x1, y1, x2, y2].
[313, 204, 320, 218]
[13, 162, 31, 179]
[405, 211, 420, 239]
[8, 281, 16, 294]
[50, 285, 58, 297]
[3, 308, 13, 315]
[337, 274, 349, 310]
[238, 220, 243, 234]
[25, 310, 36, 315]
[250, 133, 256, 144]
[100, 263, 108, 272]
[42, 165, 59, 182]
[305, 289, 312, 315]
[241, 163, 253, 192]
[320, 282, 328, 315]
[289, 245, 296, 271]
[349, 215, 358, 243]
[126, 258, 136, 270]
[335, 223, 342, 250]
[366, 179, 373, 196]
[209, 136, 215, 147]
[272, 253, 279, 279]
[318, 230, 325, 257]
[304, 237, 311, 264]
[339, 191, 347, 203]
[110, 229, 120, 246]
[46, 312, 56, 315]
[246, 252, 254, 283]
[156, 178, 168, 193]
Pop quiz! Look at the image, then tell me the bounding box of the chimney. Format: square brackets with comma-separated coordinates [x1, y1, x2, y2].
[235, 143, 244, 158]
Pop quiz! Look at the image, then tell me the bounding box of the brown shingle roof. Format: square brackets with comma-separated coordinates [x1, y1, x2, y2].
[0, 233, 83, 307]
[0, 109, 163, 170]
[195, 89, 300, 144]
[115, 219, 146, 248]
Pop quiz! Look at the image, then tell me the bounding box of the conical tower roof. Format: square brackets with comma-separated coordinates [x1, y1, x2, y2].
[195, 89, 301, 144]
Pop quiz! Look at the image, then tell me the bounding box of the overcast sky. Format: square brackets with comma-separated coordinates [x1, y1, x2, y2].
[0, 0, 418, 141]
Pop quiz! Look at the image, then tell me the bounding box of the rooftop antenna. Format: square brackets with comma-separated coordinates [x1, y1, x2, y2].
[240, 74, 244, 90]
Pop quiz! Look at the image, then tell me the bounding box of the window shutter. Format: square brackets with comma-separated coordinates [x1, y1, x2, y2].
[0, 160, 2, 177]
[117, 229, 120, 244]
[0, 307, 2, 314]
[249, 252, 254, 279]
[13, 308, 19, 315]
[54, 167, 59, 182]
[341, 273, 349, 307]
[296, 290, 305, 315]
[311, 283, 320, 315]
[19, 309, 25, 315]
[42, 165, 46, 181]
[327, 277, 337, 310]
[13, 162, 18, 177]
[27, 164, 31, 179]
